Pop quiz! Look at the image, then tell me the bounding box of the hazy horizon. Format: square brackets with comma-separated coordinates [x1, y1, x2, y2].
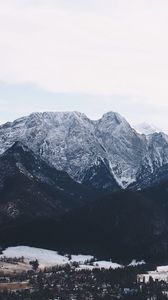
[1, 0, 168, 129]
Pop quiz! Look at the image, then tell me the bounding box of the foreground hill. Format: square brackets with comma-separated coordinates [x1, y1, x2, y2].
[1, 176, 168, 264]
[0, 142, 94, 224]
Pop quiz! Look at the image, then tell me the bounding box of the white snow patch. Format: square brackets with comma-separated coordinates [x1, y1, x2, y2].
[138, 265, 168, 283]
[70, 254, 93, 264]
[93, 261, 123, 269]
[128, 260, 146, 267]
[157, 265, 168, 272]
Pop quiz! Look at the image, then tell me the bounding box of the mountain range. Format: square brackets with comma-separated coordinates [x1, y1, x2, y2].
[1, 111, 168, 263]
[1, 111, 168, 191]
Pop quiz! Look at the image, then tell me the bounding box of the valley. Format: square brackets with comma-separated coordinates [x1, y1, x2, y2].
[0, 245, 164, 300]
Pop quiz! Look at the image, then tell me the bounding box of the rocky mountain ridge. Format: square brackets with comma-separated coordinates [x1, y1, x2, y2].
[0, 111, 168, 191]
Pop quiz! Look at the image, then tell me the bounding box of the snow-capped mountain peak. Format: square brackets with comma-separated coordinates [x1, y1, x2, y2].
[100, 111, 129, 128]
[0, 111, 168, 191]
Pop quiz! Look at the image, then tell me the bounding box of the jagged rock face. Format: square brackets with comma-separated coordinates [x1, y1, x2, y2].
[0, 112, 108, 185]
[130, 133, 168, 190]
[82, 157, 119, 191]
[0, 111, 168, 190]
[95, 112, 146, 187]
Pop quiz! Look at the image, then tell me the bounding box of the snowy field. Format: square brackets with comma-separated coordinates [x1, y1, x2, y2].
[1, 246, 69, 268]
[0, 246, 124, 270]
[0, 246, 146, 271]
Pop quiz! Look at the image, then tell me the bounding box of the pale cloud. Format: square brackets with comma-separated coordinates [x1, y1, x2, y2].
[0, 0, 168, 104]
[0, 0, 168, 128]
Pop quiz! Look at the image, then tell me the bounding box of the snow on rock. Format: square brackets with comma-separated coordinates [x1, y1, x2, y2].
[0, 111, 168, 190]
[133, 122, 162, 135]
[0, 111, 147, 188]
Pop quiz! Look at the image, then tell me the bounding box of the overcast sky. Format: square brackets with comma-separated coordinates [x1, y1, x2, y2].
[0, 0, 168, 129]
